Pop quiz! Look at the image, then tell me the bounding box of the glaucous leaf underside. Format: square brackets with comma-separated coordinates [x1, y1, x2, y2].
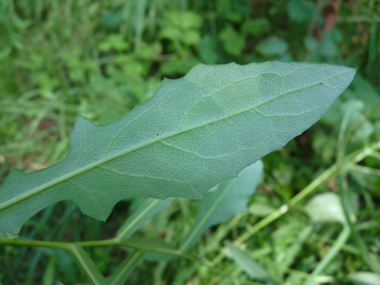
[0, 62, 356, 238]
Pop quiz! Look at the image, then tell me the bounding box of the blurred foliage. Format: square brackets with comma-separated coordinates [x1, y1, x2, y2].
[0, 0, 380, 284]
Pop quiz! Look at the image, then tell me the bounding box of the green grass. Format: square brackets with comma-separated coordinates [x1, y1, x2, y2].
[1, 0, 380, 284]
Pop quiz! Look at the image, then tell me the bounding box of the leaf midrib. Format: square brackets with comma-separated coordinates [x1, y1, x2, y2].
[0, 70, 353, 210]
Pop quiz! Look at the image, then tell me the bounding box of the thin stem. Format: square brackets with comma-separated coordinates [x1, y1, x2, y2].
[345, 141, 380, 165]
[339, 174, 380, 275]
[0, 237, 180, 257]
[368, 151, 380, 160]
[237, 204, 290, 245]
[211, 141, 380, 266]
[70, 245, 108, 285]
[0, 238, 73, 250]
[237, 163, 338, 245]
[0, 236, 219, 274]
[109, 250, 144, 285]
[115, 199, 161, 242]
[337, 114, 366, 163]
[179, 181, 232, 253]
[305, 223, 351, 285]
[349, 164, 380, 176]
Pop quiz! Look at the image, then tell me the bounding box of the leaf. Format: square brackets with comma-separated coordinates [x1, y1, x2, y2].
[305, 192, 345, 223]
[304, 37, 319, 51]
[180, 161, 263, 252]
[248, 201, 276, 217]
[256, 38, 288, 56]
[277, 224, 314, 275]
[0, 62, 356, 238]
[100, 12, 122, 29]
[354, 120, 374, 140]
[304, 192, 358, 224]
[42, 253, 56, 285]
[71, 246, 108, 285]
[242, 18, 270, 37]
[340, 99, 364, 130]
[225, 241, 274, 284]
[199, 35, 219, 64]
[348, 272, 380, 285]
[116, 198, 174, 241]
[107, 250, 143, 285]
[287, 0, 315, 23]
[219, 26, 246, 57]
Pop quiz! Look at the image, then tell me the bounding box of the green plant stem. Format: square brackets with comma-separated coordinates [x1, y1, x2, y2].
[368, 151, 380, 160]
[305, 223, 351, 285]
[0, 236, 218, 274]
[349, 164, 380, 176]
[344, 140, 380, 165]
[339, 174, 380, 275]
[0, 237, 172, 256]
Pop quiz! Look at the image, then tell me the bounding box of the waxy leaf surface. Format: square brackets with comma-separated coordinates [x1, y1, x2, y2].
[0, 62, 356, 237]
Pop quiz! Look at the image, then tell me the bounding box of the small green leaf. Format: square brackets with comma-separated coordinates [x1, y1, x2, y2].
[304, 37, 319, 51]
[348, 272, 380, 285]
[167, 11, 202, 30]
[340, 99, 364, 130]
[199, 35, 219, 64]
[225, 241, 274, 284]
[305, 192, 358, 224]
[249, 202, 276, 217]
[242, 18, 270, 37]
[277, 224, 314, 275]
[116, 198, 174, 241]
[256, 38, 288, 56]
[71, 246, 108, 285]
[354, 120, 375, 140]
[107, 250, 143, 285]
[219, 26, 245, 57]
[305, 192, 345, 223]
[287, 0, 315, 23]
[42, 253, 56, 285]
[0, 62, 356, 238]
[100, 13, 122, 28]
[180, 161, 263, 252]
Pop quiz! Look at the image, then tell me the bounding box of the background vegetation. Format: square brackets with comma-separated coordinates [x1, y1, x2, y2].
[0, 0, 380, 284]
